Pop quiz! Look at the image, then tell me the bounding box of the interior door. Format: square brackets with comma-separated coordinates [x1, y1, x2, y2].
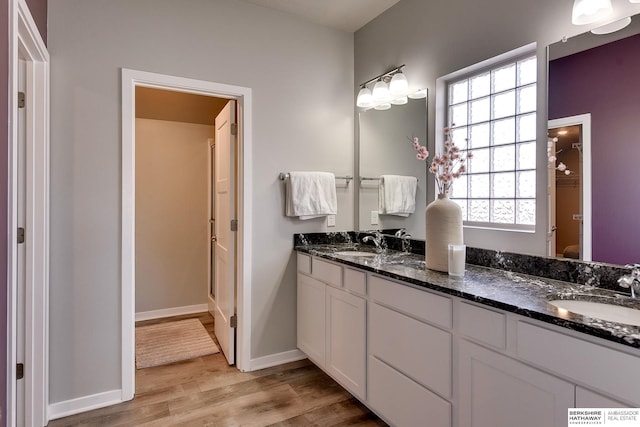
[213, 100, 237, 365]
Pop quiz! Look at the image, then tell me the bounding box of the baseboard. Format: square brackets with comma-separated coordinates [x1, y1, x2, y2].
[48, 389, 122, 420]
[135, 303, 209, 321]
[248, 349, 307, 371]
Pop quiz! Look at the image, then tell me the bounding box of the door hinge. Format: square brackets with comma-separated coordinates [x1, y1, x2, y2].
[17, 227, 25, 244]
[230, 123, 238, 136]
[18, 91, 25, 109]
[16, 363, 24, 380]
[230, 219, 238, 231]
[230, 315, 237, 328]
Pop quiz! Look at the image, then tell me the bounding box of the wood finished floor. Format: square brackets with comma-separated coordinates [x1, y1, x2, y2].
[48, 312, 386, 427]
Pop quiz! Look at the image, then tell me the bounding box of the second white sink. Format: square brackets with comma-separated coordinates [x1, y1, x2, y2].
[548, 299, 640, 327]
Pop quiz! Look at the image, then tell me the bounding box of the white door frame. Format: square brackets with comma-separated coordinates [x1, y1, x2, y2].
[121, 69, 253, 400]
[548, 114, 592, 262]
[7, 0, 50, 425]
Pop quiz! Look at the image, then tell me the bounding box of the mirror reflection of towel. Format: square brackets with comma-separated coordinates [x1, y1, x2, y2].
[378, 175, 417, 217]
[285, 171, 337, 220]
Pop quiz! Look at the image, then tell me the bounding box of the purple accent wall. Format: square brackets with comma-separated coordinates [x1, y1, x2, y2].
[549, 33, 640, 265]
[1, 0, 8, 422]
[1, 0, 45, 423]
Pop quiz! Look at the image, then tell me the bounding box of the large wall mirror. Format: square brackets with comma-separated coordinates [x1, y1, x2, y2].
[357, 94, 428, 237]
[548, 13, 640, 265]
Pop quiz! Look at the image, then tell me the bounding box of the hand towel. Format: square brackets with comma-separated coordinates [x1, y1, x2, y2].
[285, 171, 337, 220]
[378, 175, 417, 217]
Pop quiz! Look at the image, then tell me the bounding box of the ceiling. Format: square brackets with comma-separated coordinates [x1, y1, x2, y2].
[239, 0, 402, 32]
[136, 87, 228, 125]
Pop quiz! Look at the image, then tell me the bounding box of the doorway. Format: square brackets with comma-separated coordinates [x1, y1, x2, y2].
[547, 114, 592, 261]
[134, 87, 236, 365]
[121, 69, 253, 400]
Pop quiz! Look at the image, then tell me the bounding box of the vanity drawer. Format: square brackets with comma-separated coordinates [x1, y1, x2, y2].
[312, 258, 343, 288]
[459, 301, 506, 349]
[344, 267, 366, 296]
[369, 302, 451, 398]
[368, 355, 451, 427]
[369, 275, 452, 329]
[297, 253, 311, 275]
[516, 321, 640, 405]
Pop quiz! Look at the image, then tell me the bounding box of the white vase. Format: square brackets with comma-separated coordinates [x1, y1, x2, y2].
[425, 193, 463, 272]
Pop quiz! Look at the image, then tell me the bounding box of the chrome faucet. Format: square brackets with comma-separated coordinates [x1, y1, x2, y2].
[617, 264, 640, 298]
[362, 231, 386, 253]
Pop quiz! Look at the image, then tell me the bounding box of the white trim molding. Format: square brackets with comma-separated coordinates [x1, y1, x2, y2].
[48, 389, 122, 421]
[249, 349, 307, 371]
[135, 304, 209, 322]
[121, 69, 253, 401]
[7, 0, 50, 426]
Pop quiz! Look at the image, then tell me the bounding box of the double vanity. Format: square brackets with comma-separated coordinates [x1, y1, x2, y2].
[295, 232, 640, 427]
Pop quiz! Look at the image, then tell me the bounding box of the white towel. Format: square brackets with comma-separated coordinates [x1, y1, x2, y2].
[285, 171, 337, 220]
[378, 175, 417, 217]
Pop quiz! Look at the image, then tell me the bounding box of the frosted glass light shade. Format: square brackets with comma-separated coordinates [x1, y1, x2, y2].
[391, 96, 408, 105]
[372, 80, 391, 103]
[572, 0, 612, 25]
[630, 0, 640, 3]
[356, 87, 373, 108]
[591, 17, 632, 34]
[374, 102, 391, 110]
[389, 72, 409, 97]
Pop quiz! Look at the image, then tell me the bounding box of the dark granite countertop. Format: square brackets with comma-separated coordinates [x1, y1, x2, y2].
[295, 243, 640, 350]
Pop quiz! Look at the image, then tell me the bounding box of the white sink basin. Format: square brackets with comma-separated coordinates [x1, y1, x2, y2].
[548, 300, 640, 326]
[333, 251, 378, 257]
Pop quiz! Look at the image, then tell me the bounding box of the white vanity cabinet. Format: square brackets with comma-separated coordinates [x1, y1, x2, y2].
[368, 275, 452, 427]
[458, 339, 574, 427]
[296, 254, 367, 401]
[296, 252, 640, 427]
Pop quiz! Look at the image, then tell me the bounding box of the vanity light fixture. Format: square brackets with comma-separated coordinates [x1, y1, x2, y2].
[631, 0, 640, 3]
[572, 0, 613, 25]
[372, 78, 391, 103]
[408, 88, 427, 99]
[389, 70, 409, 97]
[356, 64, 409, 110]
[591, 16, 632, 34]
[356, 85, 373, 108]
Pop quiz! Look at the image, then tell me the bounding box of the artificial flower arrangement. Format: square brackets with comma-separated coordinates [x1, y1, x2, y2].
[409, 126, 472, 195]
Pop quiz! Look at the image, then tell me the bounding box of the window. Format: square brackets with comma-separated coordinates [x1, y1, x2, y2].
[447, 55, 537, 229]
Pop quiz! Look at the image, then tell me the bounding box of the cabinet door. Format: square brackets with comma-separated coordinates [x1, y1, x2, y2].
[458, 340, 574, 427]
[297, 273, 326, 366]
[326, 286, 366, 400]
[576, 387, 629, 408]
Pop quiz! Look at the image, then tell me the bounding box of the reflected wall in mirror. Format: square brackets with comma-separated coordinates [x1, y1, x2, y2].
[358, 94, 428, 237]
[548, 14, 640, 265]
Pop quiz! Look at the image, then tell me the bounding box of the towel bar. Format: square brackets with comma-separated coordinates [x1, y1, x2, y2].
[279, 172, 353, 183]
[360, 176, 418, 182]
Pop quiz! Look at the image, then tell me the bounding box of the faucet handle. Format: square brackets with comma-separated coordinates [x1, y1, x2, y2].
[394, 228, 407, 237]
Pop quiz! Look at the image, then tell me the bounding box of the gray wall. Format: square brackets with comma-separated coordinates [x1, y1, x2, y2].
[355, 0, 640, 255]
[48, 0, 353, 404]
[135, 119, 212, 314]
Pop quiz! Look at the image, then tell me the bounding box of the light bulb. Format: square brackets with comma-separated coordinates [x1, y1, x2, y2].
[389, 71, 409, 97]
[372, 80, 391, 103]
[572, 0, 612, 25]
[356, 86, 373, 108]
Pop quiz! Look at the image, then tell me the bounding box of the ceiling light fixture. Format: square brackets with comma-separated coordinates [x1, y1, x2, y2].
[356, 65, 411, 110]
[572, 0, 613, 25]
